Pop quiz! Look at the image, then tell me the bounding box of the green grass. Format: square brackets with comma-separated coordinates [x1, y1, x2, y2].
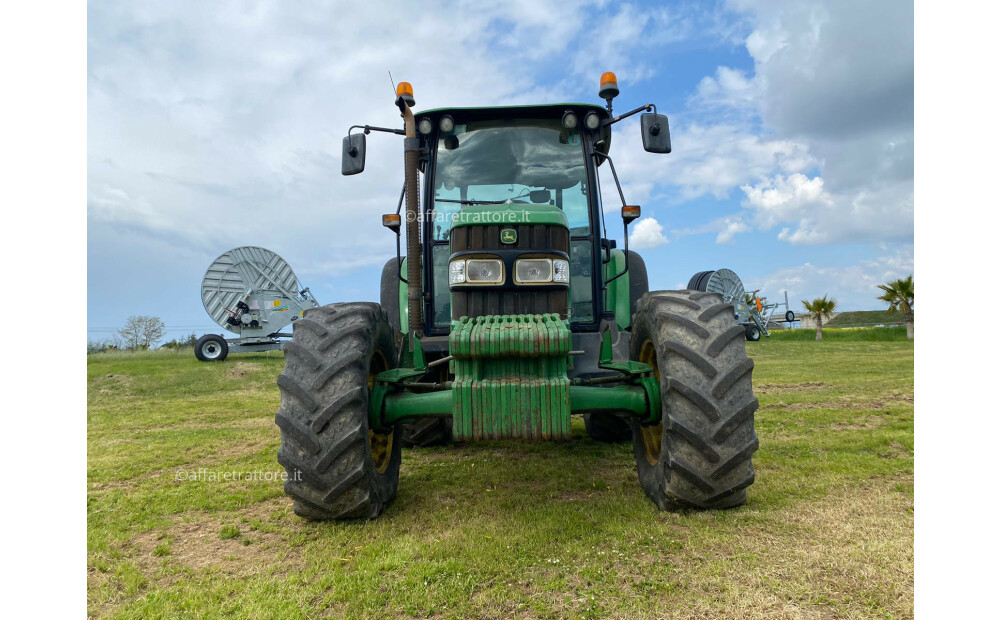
[88, 342, 913, 619]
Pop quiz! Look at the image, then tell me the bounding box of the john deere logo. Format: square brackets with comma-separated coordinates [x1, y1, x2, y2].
[500, 229, 517, 244]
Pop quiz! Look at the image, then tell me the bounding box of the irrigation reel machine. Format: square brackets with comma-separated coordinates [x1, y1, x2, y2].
[687, 268, 795, 341]
[195, 246, 319, 362]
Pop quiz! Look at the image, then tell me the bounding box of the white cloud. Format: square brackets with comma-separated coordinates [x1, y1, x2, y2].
[737, 173, 913, 245]
[692, 66, 760, 113]
[671, 215, 750, 245]
[664, 0, 914, 246]
[628, 217, 668, 249]
[741, 173, 830, 227]
[605, 119, 816, 203]
[716, 217, 749, 244]
[731, 0, 913, 143]
[755, 246, 914, 311]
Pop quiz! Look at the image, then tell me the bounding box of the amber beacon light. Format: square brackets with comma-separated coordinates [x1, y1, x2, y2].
[599, 71, 619, 100]
[396, 81, 415, 107]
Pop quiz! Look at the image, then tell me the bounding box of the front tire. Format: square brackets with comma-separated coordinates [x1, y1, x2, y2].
[275, 302, 401, 520]
[629, 290, 759, 509]
[745, 324, 762, 341]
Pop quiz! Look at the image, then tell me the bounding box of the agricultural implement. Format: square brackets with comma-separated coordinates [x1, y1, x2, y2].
[195, 246, 319, 361]
[687, 268, 794, 341]
[275, 74, 759, 519]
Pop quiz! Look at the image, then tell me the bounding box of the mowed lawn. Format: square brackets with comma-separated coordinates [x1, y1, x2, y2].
[88, 339, 913, 619]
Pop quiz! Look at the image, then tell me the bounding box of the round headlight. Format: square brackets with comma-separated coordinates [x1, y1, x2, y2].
[561, 111, 578, 129]
[417, 118, 433, 135]
[439, 115, 455, 133]
[584, 112, 601, 130]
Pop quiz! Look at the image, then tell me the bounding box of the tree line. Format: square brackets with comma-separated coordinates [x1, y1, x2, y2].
[87, 315, 198, 353]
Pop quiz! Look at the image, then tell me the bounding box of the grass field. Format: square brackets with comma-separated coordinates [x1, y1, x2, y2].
[88, 339, 913, 619]
[769, 326, 909, 341]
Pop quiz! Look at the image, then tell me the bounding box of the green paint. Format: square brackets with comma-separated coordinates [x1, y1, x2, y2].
[603, 248, 631, 330]
[377, 377, 661, 428]
[450, 314, 572, 440]
[381, 390, 453, 425]
[372, 312, 662, 434]
[569, 385, 647, 418]
[449, 203, 568, 229]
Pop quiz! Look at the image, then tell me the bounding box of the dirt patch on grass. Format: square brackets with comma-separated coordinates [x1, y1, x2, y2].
[828, 417, 889, 431]
[130, 498, 303, 581]
[887, 389, 914, 403]
[755, 382, 828, 395]
[90, 373, 136, 398]
[224, 362, 258, 379]
[202, 437, 276, 462]
[669, 479, 914, 619]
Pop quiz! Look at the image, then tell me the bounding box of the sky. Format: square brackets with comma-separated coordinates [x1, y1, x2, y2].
[87, 0, 914, 344]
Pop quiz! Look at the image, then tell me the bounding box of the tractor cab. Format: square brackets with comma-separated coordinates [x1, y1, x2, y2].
[419, 104, 612, 337]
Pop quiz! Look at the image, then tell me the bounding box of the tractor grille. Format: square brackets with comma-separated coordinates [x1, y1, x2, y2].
[450, 224, 569, 320]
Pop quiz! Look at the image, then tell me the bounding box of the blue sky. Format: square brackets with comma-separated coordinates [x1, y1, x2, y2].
[87, 0, 914, 344]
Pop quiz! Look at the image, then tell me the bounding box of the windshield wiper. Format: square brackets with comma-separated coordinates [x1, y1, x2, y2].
[435, 198, 508, 205]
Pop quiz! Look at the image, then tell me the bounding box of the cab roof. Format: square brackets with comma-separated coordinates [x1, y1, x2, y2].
[416, 102, 609, 121]
[415, 103, 612, 151]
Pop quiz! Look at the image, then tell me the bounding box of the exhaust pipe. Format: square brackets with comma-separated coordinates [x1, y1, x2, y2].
[397, 89, 422, 339]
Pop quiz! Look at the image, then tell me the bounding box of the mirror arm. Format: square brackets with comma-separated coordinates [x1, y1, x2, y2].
[349, 124, 406, 138]
[591, 152, 627, 206]
[601, 103, 656, 128]
[591, 151, 632, 288]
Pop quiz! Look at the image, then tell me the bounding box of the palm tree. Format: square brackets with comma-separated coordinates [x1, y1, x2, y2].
[802, 295, 837, 341]
[877, 275, 914, 339]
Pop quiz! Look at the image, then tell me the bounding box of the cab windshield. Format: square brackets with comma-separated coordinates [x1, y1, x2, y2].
[429, 119, 596, 326]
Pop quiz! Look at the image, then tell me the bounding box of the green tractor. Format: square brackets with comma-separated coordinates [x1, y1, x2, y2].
[275, 74, 759, 519]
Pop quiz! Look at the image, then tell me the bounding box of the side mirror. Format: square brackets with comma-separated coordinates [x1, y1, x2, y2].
[640, 113, 671, 154]
[341, 133, 366, 176]
[621, 205, 641, 225]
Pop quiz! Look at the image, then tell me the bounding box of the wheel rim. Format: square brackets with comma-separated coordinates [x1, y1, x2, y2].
[202, 341, 222, 359]
[368, 350, 394, 474]
[637, 339, 662, 466]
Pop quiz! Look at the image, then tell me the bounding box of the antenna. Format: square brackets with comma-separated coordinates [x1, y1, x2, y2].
[387, 70, 396, 96]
